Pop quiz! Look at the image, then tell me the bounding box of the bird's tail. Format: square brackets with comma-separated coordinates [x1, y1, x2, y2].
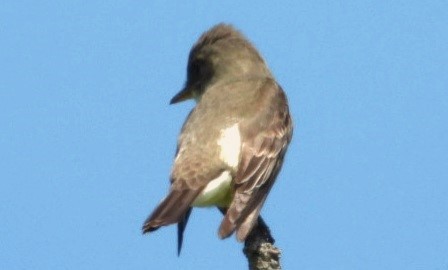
[142, 189, 200, 233]
[142, 188, 201, 254]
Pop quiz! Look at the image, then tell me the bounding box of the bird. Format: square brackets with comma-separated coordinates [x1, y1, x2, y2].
[142, 23, 293, 255]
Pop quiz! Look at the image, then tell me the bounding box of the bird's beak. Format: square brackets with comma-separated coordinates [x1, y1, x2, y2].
[170, 87, 193, 104]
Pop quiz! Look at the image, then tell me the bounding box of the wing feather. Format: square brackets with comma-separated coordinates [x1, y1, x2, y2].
[219, 81, 292, 241]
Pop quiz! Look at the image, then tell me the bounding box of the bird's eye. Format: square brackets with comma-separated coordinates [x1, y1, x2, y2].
[192, 63, 200, 76]
[191, 60, 204, 75]
[189, 58, 212, 83]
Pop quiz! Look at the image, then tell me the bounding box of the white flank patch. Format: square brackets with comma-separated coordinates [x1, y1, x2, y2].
[192, 171, 232, 207]
[217, 124, 241, 169]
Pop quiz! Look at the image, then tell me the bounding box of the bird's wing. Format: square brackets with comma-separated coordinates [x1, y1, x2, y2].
[142, 152, 224, 253]
[142, 106, 226, 253]
[219, 81, 292, 241]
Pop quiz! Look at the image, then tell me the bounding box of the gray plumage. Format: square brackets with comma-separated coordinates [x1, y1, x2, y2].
[142, 23, 292, 253]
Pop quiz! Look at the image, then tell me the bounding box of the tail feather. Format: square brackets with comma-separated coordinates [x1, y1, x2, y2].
[177, 208, 192, 256]
[142, 189, 200, 233]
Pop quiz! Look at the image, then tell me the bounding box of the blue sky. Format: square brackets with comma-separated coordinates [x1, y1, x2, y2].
[1, 1, 447, 269]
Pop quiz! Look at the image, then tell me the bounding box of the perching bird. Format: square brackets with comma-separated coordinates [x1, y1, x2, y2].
[142, 23, 293, 254]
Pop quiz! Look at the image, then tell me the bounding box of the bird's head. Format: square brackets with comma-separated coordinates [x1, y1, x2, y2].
[170, 23, 271, 105]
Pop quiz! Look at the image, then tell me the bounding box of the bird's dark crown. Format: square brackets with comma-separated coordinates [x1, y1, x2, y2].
[183, 24, 272, 100]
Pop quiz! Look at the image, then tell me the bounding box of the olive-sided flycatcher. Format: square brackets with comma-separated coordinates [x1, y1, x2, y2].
[142, 23, 293, 253]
